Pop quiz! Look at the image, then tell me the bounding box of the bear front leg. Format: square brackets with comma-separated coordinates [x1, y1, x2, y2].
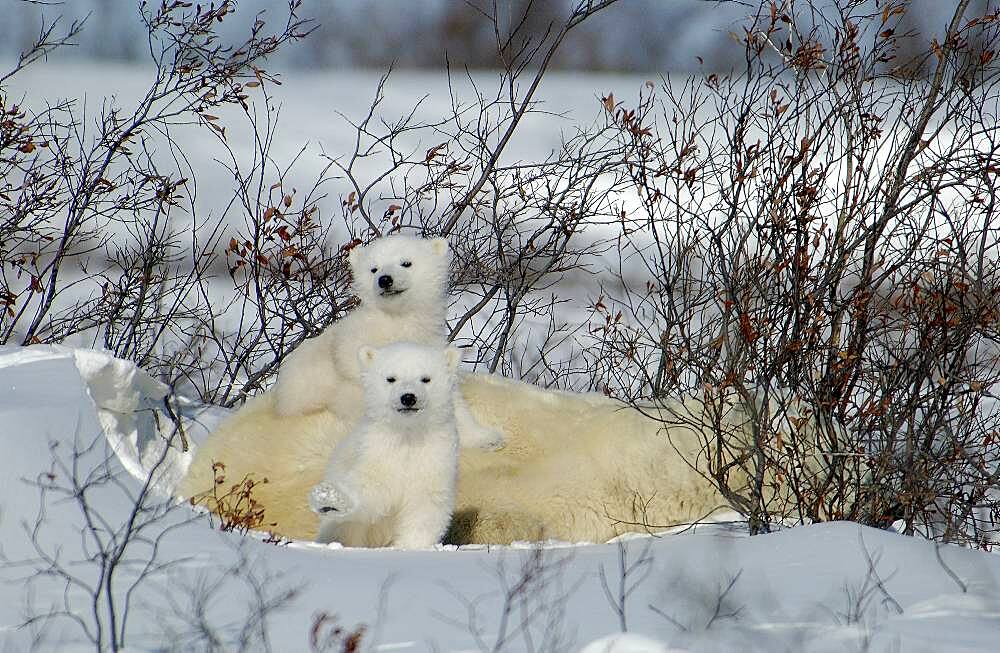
[391, 504, 452, 549]
[308, 480, 356, 518]
[455, 394, 505, 451]
[316, 519, 371, 547]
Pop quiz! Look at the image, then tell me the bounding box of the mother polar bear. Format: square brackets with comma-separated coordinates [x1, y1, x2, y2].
[178, 235, 830, 544]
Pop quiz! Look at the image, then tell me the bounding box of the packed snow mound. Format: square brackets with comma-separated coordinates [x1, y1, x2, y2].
[581, 633, 682, 652]
[0, 345, 223, 495]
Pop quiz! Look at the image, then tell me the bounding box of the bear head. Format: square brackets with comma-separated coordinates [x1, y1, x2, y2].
[357, 342, 461, 428]
[348, 235, 451, 315]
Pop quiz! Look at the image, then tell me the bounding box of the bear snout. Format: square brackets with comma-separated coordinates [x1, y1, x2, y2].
[399, 392, 417, 410]
[378, 274, 394, 290]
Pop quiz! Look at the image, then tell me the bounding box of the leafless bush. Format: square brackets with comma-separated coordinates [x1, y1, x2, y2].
[314, 0, 636, 387]
[581, 0, 1000, 541]
[599, 538, 655, 632]
[2, 0, 631, 402]
[833, 535, 903, 645]
[187, 460, 286, 542]
[0, 415, 185, 650]
[0, 394, 294, 651]
[0, 0, 320, 405]
[648, 567, 746, 635]
[308, 612, 366, 653]
[7, 0, 999, 545]
[150, 539, 300, 653]
[436, 546, 579, 653]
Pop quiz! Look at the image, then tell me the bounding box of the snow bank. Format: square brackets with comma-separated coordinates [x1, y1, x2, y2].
[3, 345, 1000, 652]
[581, 633, 683, 652]
[1, 344, 226, 495]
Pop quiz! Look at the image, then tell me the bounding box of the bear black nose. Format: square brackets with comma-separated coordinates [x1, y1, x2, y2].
[378, 274, 393, 290]
[400, 393, 416, 407]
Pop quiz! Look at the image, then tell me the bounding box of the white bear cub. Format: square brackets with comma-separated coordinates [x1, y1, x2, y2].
[309, 342, 461, 548]
[274, 234, 502, 451]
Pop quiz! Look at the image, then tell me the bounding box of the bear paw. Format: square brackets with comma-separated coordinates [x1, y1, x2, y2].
[480, 427, 506, 451]
[391, 534, 440, 550]
[308, 481, 355, 517]
[466, 425, 506, 451]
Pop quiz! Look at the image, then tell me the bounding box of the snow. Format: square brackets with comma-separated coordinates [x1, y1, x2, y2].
[3, 54, 1000, 651]
[3, 345, 1000, 651]
[580, 633, 681, 653]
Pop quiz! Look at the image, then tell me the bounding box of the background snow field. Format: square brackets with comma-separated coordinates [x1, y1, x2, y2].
[2, 346, 1000, 651]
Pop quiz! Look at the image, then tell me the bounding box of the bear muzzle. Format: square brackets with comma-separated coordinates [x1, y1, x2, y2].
[377, 274, 410, 297]
[397, 392, 419, 413]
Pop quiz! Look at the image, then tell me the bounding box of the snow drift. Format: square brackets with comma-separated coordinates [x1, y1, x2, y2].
[3, 345, 1000, 651]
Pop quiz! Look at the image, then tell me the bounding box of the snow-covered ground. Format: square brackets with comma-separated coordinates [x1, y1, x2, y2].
[3, 345, 1000, 652]
[4, 58, 1000, 651]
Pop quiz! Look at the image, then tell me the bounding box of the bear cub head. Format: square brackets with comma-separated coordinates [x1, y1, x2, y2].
[348, 235, 450, 315]
[358, 342, 461, 427]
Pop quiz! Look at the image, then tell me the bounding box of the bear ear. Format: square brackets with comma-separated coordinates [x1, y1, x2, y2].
[358, 346, 377, 367]
[444, 346, 461, 371]
[429, 237, 450, 258]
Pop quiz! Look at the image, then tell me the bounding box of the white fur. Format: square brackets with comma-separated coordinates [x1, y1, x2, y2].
[180, 372, 737, 544]
[179, 372, 841, 544]
[273, 234, 502, 450]
[310, 343, 461, 548]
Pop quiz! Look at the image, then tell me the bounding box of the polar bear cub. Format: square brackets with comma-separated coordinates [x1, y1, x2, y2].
[309, 342, 461, 548]
[274, 234, 502, 450]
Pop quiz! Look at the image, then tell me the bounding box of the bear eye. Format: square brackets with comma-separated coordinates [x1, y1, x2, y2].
[421, 376, 431, 383]
[401, 260, 412, 268]
[386, 376, 396, 383]
[370, 267, 378, 274]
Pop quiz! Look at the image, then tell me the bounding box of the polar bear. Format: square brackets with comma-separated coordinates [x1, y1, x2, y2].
[180, 366, 847, 543]
[309, 343, 461, 548]
[178, 370, 765, 544]
[273, 234, 501, 450]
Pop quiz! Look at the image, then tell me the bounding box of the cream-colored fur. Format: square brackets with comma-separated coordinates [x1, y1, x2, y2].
[447, 375, 740, 543]
[179, 373, 756, 544]
[309, 343, 461, 548]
